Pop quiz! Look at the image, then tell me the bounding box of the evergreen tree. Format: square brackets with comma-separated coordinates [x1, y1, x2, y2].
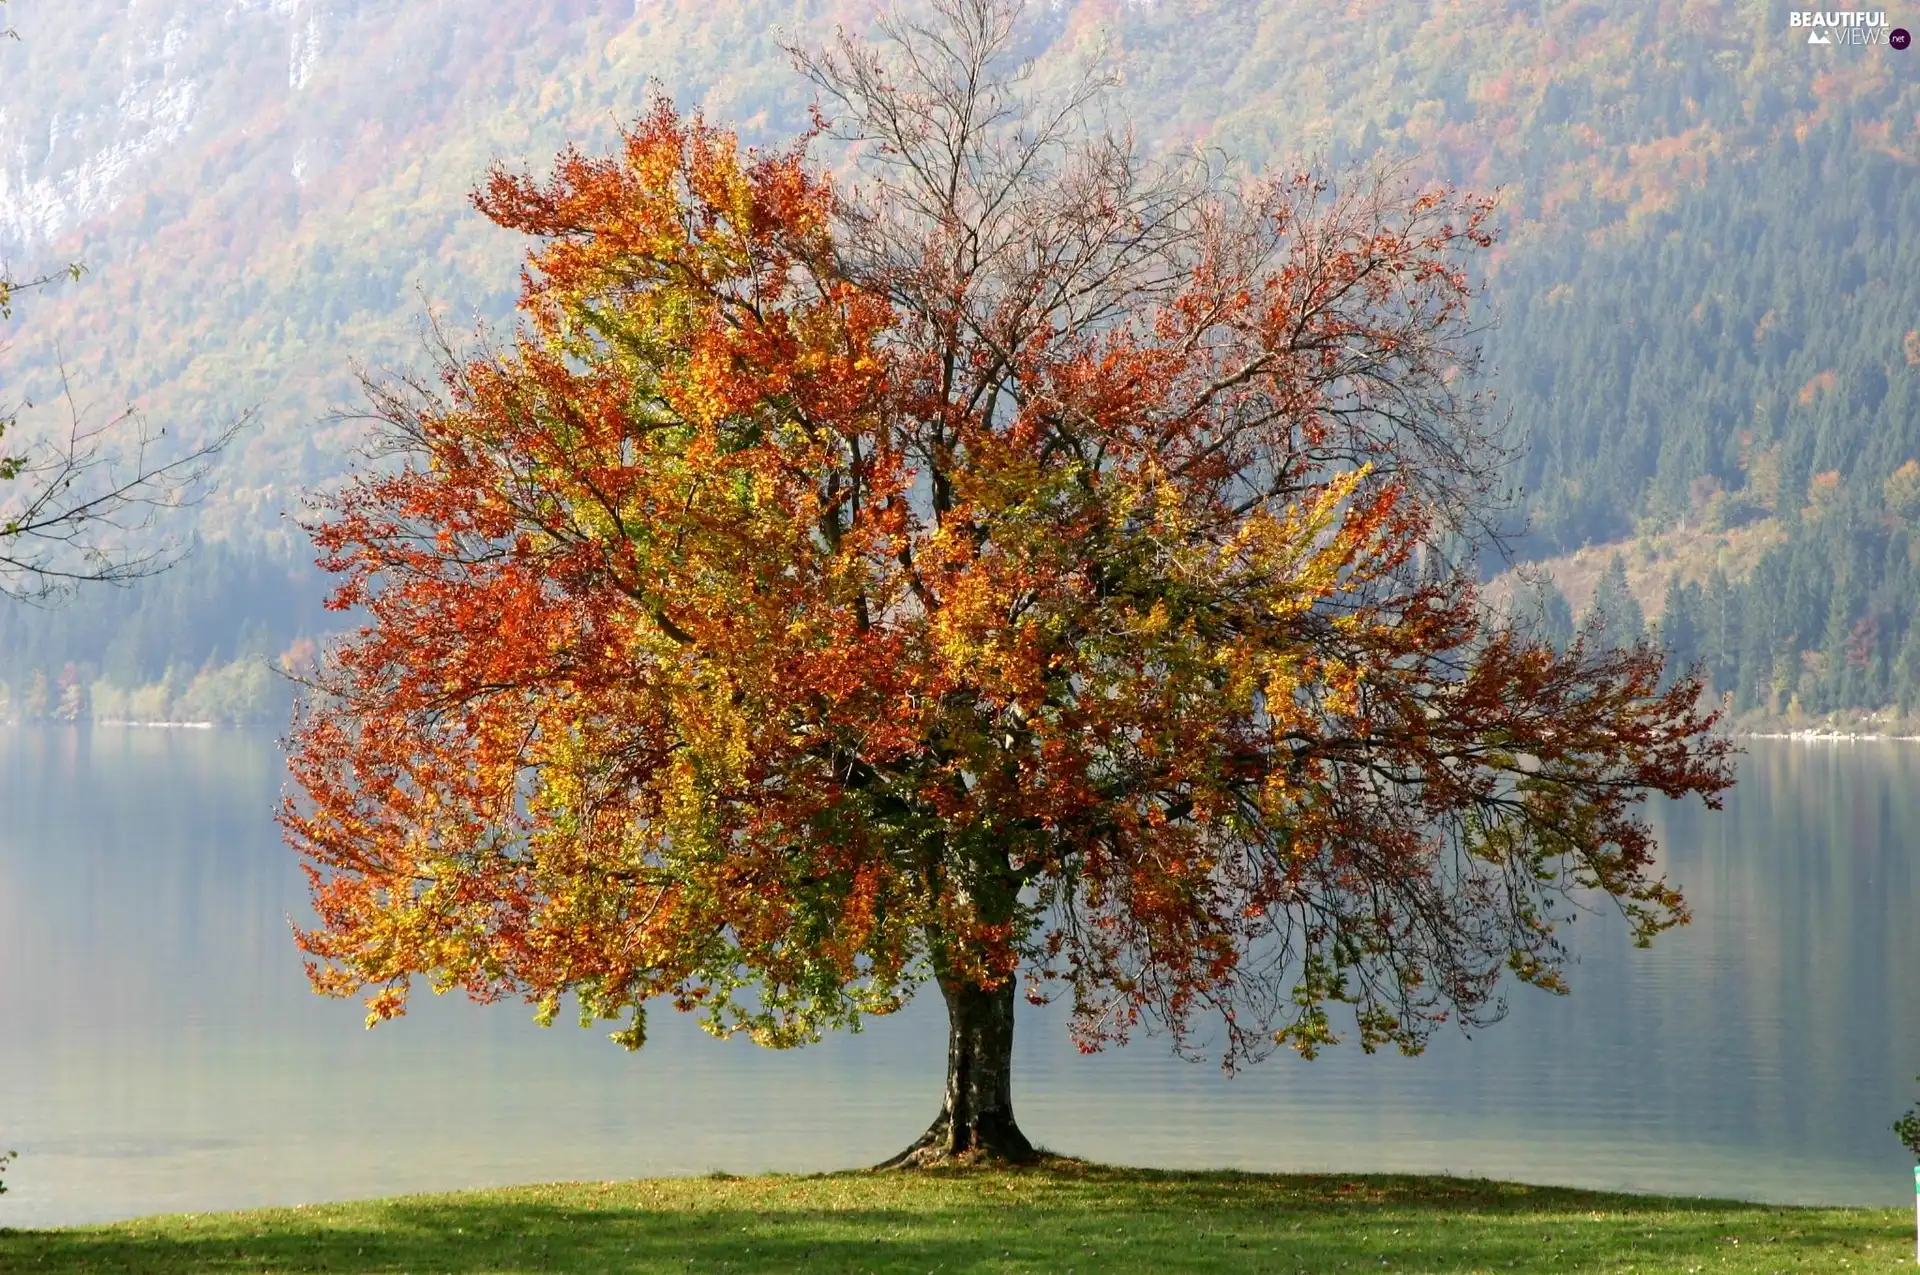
[1700, 568, 1741, 695]
[1895, 626, 1920, 717]
[1657, 574, 1700, 688]
[1588, 554, 1645, 650]
[1509, 574, 1576, 651]
[1735, 596, 1775, 714]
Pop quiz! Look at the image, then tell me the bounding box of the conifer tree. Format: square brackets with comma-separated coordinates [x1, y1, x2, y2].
[1657, 574, 1700, 688]
[1589, 554, 1645, 650]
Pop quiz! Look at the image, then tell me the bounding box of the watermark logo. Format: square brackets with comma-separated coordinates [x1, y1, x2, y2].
[1790, 9, 1894, 43]
[1893, 26, 1914, 46]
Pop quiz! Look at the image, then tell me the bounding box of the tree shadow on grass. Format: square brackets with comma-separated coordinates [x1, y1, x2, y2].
[0, 1170, 1901, 1274]
[15, 1201, 950, 1275]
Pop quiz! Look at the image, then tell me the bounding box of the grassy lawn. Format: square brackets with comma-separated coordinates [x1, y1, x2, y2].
[0, 1163, 1909, 1274]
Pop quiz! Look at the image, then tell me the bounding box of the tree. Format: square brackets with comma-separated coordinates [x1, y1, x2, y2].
[1803, 469, 1843, 523]
[1885, 460, 1920, 524]
[1700, 567, 1739, 693]
[285, 0, 1734, 1166]
[1508, 573, 1575, 651]
[21, 668, 48, 721]
[1896, 1086, 1920, 1161]
[53, 661, 86, 723]
[1897, 626, 1920, 718]
[1589, 554, 1645, 651]
[1656, 574, 1699, 686]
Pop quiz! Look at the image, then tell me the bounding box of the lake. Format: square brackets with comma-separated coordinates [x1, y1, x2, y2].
[2, 728, 1916, 1226]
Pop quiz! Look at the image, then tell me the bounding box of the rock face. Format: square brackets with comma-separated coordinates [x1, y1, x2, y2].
[3, 1, 321, 253]
[1, 0, 856, 259]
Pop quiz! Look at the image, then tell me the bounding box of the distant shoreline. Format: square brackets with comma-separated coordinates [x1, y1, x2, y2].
[0, 719, 250, 730]
[1738, 731, 1920, 742]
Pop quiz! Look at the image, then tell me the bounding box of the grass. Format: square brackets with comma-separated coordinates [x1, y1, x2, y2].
[0, 1163, 1910, 1274]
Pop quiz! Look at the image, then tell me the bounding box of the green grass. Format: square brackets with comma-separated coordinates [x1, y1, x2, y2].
[0, 1163, 1909, 1273]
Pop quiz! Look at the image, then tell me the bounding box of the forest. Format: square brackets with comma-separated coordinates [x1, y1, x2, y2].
[0, 544, 325, 725]
[3, 0, 1918, 727]
[1489, 113, 1920, 727]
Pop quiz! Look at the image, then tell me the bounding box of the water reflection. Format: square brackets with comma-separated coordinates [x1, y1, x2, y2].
[1, 729, 1916, 1225]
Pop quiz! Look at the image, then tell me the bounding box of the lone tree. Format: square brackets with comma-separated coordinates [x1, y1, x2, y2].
[285, 0, 1734, 1166]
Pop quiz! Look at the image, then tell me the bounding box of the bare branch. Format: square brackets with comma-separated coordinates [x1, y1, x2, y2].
[0, 366, 248, 601]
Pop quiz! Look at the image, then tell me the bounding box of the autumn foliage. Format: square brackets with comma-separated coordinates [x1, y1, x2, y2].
[285, 8, 1733, 1165]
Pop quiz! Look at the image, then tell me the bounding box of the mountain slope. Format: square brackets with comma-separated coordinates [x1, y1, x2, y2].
[2, 1, 1906, 538]
[5, 0, 1920, 722]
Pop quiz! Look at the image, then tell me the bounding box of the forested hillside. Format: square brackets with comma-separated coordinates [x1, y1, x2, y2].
[3, 0, 1918, 724]
[0, 545, 327, 723]
[1484, 116, 1920, 724]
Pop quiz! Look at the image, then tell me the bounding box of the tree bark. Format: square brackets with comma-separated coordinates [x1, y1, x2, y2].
[878, 974, 1037, 1167]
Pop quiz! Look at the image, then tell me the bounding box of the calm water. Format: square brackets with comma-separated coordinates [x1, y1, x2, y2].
[1, 728, 1917, 1226]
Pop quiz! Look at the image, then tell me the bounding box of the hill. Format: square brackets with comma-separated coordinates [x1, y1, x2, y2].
[2, 2, 1906, 527]
[4, 1, 1920, 722]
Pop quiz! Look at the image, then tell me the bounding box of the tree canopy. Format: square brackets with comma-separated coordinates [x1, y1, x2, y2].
[286, 0, 1734, 1165]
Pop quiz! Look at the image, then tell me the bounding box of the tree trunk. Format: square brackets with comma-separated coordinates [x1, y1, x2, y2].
[878, 975, 1037, 1167]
